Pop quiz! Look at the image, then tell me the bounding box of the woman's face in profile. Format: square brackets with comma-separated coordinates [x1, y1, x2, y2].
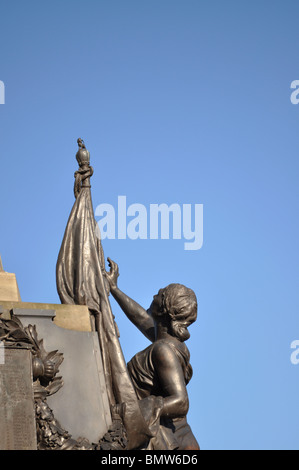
[149, 289, 164, 319]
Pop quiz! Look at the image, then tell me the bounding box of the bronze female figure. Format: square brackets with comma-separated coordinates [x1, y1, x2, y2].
[105, 258, 200, 450]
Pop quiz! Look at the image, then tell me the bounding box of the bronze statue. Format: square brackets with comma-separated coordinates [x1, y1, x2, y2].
[56, 138, 200, 450]
[105, 258, 200, 450]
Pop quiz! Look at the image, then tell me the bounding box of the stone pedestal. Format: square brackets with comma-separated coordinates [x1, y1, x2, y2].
[11, 307, 112, 444]
[0, 261, 112, 447]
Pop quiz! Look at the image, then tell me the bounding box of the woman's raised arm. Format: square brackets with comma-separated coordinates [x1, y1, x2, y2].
[105, 258, 155, 342]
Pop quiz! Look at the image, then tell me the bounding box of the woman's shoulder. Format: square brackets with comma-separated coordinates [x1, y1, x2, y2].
[152, 339, 192, 380]
[152, 339, 174, 353]
[152, 338, 187, 363]
[150, 341, 180, 373]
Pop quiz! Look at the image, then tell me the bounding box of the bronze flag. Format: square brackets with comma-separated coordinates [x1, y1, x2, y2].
[56, 139, 152, 449]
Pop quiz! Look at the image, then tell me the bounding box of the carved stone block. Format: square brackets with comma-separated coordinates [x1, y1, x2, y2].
[0, 348, 37, 450]
[13, 307, 112, 443]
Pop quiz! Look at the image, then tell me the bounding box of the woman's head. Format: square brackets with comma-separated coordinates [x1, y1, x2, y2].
[151, 283, 198, 341]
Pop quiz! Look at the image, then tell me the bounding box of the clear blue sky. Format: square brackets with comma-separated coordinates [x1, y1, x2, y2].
[1, 0, 299, 450]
